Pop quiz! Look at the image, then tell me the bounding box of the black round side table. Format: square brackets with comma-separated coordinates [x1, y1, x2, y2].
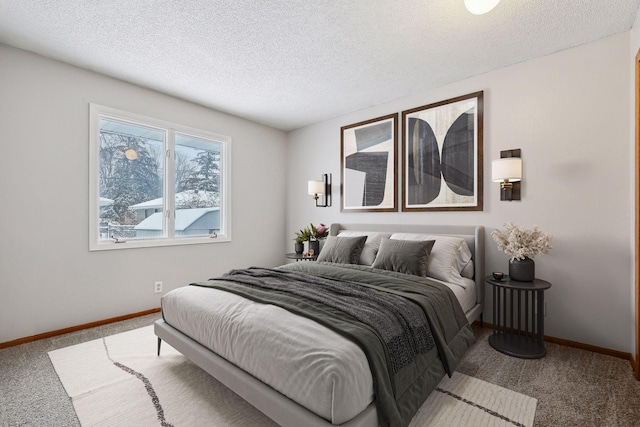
[485, 276, 551, 359]
[285, 253, 318, 261]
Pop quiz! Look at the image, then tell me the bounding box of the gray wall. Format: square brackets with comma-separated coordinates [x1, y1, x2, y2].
[286, 32, 633, 353]
[0, 44, 288, 343]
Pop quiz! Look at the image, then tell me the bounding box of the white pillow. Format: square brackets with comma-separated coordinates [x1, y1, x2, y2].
[337, 231, 393, 265]
[459, 245, 474, 279]
[389, 233, 473, 288]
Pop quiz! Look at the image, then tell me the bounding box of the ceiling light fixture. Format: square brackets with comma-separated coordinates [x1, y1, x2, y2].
[464, 0, 501, 15]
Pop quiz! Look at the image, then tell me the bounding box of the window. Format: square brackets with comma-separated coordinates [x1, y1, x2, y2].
[89, 104, 230, 250]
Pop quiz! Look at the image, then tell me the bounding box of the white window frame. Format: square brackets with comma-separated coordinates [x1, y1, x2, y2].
[89, 104, 231, 251]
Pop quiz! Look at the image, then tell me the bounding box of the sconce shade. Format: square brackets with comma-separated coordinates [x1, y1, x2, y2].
[492, 158, 522, 182]
[308, 180, 325, 196]
[464, 0, 501, 15]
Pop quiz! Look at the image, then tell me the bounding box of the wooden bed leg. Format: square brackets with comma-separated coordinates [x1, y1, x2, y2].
[480, 313, 484, 327]
[157, 337, 162, 356]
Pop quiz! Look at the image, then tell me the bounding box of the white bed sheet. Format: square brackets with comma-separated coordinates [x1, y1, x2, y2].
[431, 276, 477, 313]
[161, 275, 476, 425]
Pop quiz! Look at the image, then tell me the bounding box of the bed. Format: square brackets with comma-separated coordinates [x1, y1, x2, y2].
[155, 223, 485, 427]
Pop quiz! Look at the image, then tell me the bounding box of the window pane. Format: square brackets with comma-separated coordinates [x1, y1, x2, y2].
[175, 133, 221, 237]
[98, 117, 165, 240]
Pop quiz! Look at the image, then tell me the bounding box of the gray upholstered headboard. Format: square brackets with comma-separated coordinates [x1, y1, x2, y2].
[329, 223, 485, 321]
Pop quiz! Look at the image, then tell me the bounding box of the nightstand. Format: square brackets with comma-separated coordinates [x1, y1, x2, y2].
[285, 253, 318, 262]
[485, 276, 551, 359]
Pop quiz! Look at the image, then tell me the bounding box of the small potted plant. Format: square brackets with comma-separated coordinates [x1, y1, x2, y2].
[491, 222, 553, 281]
[293, 223, 329, 255]
[293, 227, 311, 254]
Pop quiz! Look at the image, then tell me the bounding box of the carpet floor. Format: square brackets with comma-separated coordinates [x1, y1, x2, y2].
[1, 313, 640, 426]
[457, 328, 640, 426]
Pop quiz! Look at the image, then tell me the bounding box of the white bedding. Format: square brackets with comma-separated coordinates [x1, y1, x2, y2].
[162, 285, 373, 424]
[432, 276, 477, 313]
[161, 276, 476, 425]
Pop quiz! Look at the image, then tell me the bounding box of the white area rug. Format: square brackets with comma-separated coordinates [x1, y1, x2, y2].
[49, 326, 537, 427]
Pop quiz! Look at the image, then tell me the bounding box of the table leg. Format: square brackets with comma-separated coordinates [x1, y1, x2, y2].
[537, 290, 545, 345]
[492, 284, 497, 334]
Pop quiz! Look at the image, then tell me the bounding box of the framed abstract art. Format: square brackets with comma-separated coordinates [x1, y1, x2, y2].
[401, 91, 483, 212]
[341, 113, 398, 212]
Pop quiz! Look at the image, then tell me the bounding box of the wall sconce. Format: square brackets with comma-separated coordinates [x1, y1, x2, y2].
[492, 149, 522, 201]
[308, 173, 332, 207]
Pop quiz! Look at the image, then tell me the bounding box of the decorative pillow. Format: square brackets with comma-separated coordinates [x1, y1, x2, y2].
[317, 236, 368, 264]
[389, 233, 474, 288]
[337, 231, 393, 265]
[371, 238, 435, 277]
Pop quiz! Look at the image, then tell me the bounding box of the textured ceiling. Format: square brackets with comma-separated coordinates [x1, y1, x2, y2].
[0, 1, 638, 131]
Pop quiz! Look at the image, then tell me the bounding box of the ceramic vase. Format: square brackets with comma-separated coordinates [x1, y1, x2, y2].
[308, 240, 320, 256]
[509, 257, 535, 281]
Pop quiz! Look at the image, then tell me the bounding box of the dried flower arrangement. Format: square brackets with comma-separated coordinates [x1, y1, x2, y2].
[491, 222, 553, 261]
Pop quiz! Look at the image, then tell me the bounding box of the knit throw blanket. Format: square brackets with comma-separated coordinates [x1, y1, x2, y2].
[218, 267, 435, 374]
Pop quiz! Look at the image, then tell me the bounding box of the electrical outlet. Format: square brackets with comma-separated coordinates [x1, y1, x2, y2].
[154, 281, 163, 293]
[535, 301, 548, 316]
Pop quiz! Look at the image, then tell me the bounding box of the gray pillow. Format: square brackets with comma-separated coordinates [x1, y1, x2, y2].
[371, 238, 435, 277]
[317, 236, 368, 264]
[337, 231, 393, 265]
